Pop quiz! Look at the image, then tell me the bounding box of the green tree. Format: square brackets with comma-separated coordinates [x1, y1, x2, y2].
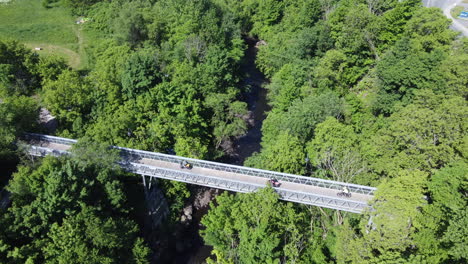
[245, 131, 305, 174]
[0, 96, 38, 158]
[414, 161, 468, 263]
[2, 152, 149, 263]
[0, 39, 39, 97]
[201, 188, 315, 264]
[43, 206, 142, 264]
[121, 50, 162, 99]
[36, 56, 68, 85]
[113, 1, 149, 46]
[313, 49, 349, 94]
[262, 92, 343, 144]
[42, 70, 93, 126]
[306, 117, 367, 184]
[377, 0, 421, 52]
[337, 169, 428, 263]
[174, 136, 209, 159]
[405, 7, 457, 52]
[205, 93, 247, 149]
[266, 63, 308, 111]
[63, 0, 101, 15]
[439, 39, 468, 98]
[365, 90, 467, 177]
[374, 37, 446, 113]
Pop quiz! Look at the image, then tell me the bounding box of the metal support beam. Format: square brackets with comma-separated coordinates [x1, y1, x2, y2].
[22, 133, 376, 214]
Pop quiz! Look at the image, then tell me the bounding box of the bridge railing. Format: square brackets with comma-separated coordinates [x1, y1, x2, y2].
[24, 133, 77, 145]
[28, 145, 70, 157]
[127, 162, 369, 213]
[24, 133, 377, 195]
[118, 147, 376, 195]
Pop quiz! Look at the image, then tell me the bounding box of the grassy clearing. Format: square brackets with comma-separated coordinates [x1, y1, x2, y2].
[0, 0, 86, 68]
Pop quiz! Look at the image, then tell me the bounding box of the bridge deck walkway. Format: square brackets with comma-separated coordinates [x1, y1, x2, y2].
[140, 158, 373, 204]
[34, 140, 373, 205]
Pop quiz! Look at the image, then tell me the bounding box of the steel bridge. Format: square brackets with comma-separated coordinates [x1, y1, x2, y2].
[23, 133, 376, 213]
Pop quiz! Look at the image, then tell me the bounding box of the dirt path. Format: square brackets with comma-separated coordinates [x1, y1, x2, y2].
[73, 25, 86, 66]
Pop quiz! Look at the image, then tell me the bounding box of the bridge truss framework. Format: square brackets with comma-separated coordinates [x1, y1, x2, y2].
[24, 133, 376, 214]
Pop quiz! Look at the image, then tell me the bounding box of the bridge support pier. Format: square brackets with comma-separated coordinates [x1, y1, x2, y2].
[142, 175, 169, 229]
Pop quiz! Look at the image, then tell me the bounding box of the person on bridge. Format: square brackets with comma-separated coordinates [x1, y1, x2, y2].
[180, 160, 193, 170]
[338, 186, 351, 198]
[269, 178, 281, 187]
[342, 186, 350, 194]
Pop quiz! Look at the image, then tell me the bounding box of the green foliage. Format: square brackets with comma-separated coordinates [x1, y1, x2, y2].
[241, 2, 468, 263]
[0, 96, 39, 158]
[79, 0, 248, 157]
[201, 188, 318, 264]
[112, 1, 150, 46]
[443, 209, 468, 261]
[331, 3, 379, 58]
[439, 39, 468, 98]
[262, 92, 343, 144]
[377, 0, 421, 51]
[245, 131, 305, 174]
[337, 170, 428, 263]
[313, 49, 349, 94]
[174, 136, 209, 159]
[0, 39, 39, 97]
[43, 206, 139, 263]
[37, 55, 68, 84]
[159, 179, 190, 223]
[373, 37, 448, 114]
[42, 70, 93, 128]
[1, 156, 150, 263]
[63, 0, 101, 15]
[121, 50, 162, 99]
[205, 93, 248, 149]
[405, 7, 457, 52]
[414, 161, 468, 263]
[366, 90, 467, 177]
[266, 63, 308, 111]
[3, 0, 468, 263]
[306, 117, 367, 183]
[132, 238, 152, 264]
[70, 137, 121, 171]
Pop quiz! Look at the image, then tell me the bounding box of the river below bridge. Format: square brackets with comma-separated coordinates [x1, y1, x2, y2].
[225, 37, 271, 165]
[167, 37, 270, 264]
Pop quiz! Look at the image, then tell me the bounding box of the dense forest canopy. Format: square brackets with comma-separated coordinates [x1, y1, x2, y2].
[0, 0, 467, 263]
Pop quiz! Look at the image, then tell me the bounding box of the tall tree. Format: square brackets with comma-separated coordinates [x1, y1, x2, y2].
[201, 188, 318, 264]
[336, 170, 428, 263]
[0, 40, 39, 97]
[42, 70, 93, 127]
[0, 96, 38, 158]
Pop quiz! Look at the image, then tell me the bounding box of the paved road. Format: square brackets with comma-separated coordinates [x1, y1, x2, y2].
[423, 0, 468, 36]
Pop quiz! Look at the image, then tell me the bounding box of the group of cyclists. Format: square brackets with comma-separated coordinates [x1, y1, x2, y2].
[178, 160, 352, 198]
